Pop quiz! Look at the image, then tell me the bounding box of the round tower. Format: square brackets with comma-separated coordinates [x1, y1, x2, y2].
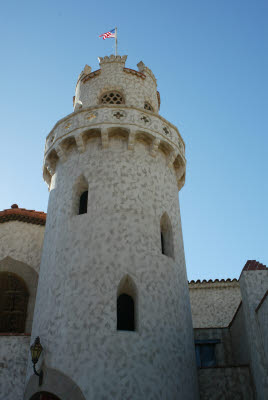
[26, 55, 199, 400]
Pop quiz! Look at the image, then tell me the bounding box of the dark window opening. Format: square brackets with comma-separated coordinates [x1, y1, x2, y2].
[117, 293, 135, 331]
[160, 213, 174, 258]
[30, 392, 61, 400]
[195, 340, 220, 367]
[0, 272, 29, 333]
[161, 232, 165, 254]
[79, 191, 88, 215]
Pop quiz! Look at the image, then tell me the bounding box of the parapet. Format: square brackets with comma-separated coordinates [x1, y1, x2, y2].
[74, 55, 159, 113]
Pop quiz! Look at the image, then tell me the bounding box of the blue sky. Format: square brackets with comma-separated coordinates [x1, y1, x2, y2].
[0, 0, 267, 280]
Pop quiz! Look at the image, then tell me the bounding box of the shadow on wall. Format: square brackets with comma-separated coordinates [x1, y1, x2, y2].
[24, 366, 86, 400]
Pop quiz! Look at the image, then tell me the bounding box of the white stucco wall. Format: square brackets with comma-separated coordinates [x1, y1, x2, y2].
[229, 303, 250, 365]
[0, 221, 44, 400]
[28, 75, 199, 400]
[257, 293, 268, 363]
[0, 221, 44, 271]
[189, 281, 241, 328]
[240, 270, 268, 400]
[198, 366, 254, 400]
[0, 335, 30, 400]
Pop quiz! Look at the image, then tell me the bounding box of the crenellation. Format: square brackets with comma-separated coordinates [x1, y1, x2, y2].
[137, 60, 157, 86]
[98, 54, 127, 66]
[74, 55, 158, 112]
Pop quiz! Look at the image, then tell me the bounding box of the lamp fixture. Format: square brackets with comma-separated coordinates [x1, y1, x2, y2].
[30, 336, 43, 386]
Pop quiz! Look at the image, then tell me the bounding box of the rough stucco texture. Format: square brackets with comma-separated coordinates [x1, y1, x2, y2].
[229, 304, 250, 365]
[189, 283, 241, 328]
[28, 139, 199, 400]
[257, 294, 268, 363]
[198, 366, 255, 400]
[0, 336, 30, 400]
[240, 270, 268, 400]
[0, 221, 44, 271]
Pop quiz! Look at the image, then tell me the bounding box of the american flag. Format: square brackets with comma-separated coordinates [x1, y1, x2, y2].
[99, 29, 116, 40]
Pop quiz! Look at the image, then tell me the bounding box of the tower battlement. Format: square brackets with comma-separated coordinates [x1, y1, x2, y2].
[74, 55, 159, 113]
[44, 56, 186, 191]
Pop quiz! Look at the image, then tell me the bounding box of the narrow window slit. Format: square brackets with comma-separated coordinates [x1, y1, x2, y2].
[160, 212, 174, 258]
[79, 191, 88, 215]
[117, 293, 135, 331]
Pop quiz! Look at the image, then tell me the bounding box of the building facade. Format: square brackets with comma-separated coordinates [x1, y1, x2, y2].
[0, 55, 267, 400]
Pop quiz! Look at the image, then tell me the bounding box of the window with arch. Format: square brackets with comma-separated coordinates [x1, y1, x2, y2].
[0, 272, 29, 333]
[117, 275, 137, 331]
[160, 212, 174, 259]
[144, 102, 153, 111]
[73, 174, 88, 215]
[101, 91, 124, 105]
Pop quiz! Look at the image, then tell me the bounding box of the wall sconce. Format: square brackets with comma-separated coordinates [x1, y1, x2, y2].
[30, 336, 43, 386]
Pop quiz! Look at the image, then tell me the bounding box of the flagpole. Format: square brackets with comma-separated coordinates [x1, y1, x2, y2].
[115, 27, 118, 56]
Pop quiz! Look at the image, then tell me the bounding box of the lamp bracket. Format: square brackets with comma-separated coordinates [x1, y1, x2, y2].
[33, 363, 43, 386]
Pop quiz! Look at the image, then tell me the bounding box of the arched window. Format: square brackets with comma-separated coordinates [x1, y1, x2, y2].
[117, 294, 135, 331]
[117, 275, 137, 331]
[79, 190, 88, 215]
[160, 212, 174, 259]
[73, 174, 88, 216]
[100, 91, 124, 105]
[0, 272, 29, 333]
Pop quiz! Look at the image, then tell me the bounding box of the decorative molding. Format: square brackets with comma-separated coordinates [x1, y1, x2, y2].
[43, 106, 186, 191]
[101, 129, 109, 149]
[150, 138, 160, 157]
[75, 135, 85, 153]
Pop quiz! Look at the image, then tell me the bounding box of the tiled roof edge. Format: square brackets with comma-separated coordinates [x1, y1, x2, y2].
[0, 207, 46, 226]
[239, 260, 267, 279]
[188, 278, 239, 284]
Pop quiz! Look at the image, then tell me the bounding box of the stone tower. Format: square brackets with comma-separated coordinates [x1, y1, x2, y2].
[26, 55, 199, 400]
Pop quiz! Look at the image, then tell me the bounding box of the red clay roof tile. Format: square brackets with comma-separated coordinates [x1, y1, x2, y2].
[0, 205, 46, 226]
